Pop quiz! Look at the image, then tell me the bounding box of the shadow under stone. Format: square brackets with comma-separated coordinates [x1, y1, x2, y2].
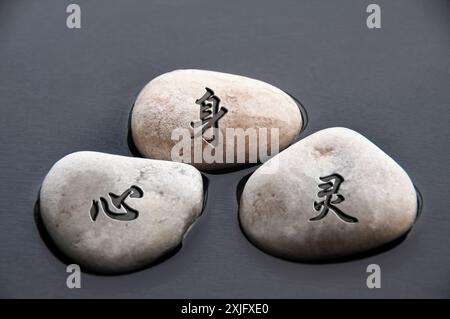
[285, 90, 309, 138]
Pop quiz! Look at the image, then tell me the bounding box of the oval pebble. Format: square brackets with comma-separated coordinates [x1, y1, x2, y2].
[239, 127, 417, 261]
[131, 69, 302, 170]
[39, 151, 204, 274]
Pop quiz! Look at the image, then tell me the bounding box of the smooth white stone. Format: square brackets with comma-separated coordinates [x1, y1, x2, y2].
[239, 127, 417, 261]
[131, 69, 302, 170]
[40, 151, 204, 273]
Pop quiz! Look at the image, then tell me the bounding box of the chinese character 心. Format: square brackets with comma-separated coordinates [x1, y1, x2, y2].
[191, 87, 228, 146]
[310, 174, 358, 223]
[89, 185, 143, 222]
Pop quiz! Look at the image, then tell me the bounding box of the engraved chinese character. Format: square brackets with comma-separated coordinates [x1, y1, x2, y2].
[89, 185, 143, 222]
[310, 174, 358, 223]
[191, 87, 228, 146]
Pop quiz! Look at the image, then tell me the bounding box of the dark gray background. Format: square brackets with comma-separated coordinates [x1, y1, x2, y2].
[1, 0, 449, 298]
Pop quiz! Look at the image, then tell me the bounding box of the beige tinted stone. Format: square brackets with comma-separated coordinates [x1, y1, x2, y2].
[239, 127, 417, 261]
[40, 151, 204, 274]
[131, 69, 302, 170]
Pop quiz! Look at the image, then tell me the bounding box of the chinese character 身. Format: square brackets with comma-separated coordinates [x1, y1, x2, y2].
[310, 174, 358, 223]
[191, 87, 228, 146]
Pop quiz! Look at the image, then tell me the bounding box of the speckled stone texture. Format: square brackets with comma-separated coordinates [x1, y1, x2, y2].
[40, 151, 204, 274]
[131, 69, 302, 170]
[239, 127, 417, 261]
